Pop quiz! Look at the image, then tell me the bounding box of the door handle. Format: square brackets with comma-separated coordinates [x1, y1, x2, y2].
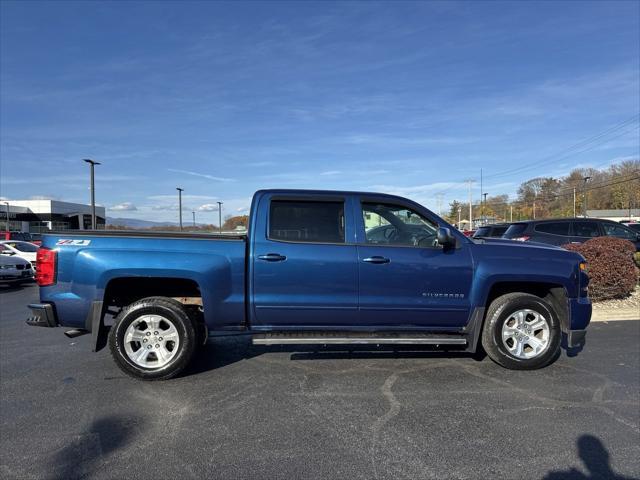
[362, 256, 390, 264]
[257, 253, 287, 262]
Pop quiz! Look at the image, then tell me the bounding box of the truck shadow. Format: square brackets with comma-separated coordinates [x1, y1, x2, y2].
[542, 434, 638, 480]
[46, 414, 140, 480]
[185, 335, 484, 376]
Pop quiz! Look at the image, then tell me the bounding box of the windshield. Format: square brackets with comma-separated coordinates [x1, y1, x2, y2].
[473, 227, 491, 238]
[4, 241, 38, 252]
[503, 223, 528, 239]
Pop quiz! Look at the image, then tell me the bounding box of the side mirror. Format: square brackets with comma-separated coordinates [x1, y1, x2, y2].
[437, 227, 456, 248]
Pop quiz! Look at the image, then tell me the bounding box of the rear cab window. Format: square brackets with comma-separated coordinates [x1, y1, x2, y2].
[269, 200, 345, 243]
[534, 222, 570, 236]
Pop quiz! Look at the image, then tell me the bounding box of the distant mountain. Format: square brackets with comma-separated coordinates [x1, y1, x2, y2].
[106, 217, 180, 228]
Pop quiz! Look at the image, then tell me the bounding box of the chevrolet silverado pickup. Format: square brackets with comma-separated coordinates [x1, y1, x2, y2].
[27, 189, 591, 380]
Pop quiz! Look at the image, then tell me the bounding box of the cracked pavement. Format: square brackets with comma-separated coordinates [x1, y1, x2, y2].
[1, 284, 639, 479]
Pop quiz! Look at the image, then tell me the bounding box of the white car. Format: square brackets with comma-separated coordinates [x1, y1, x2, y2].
[0, 240, 39, 270]
[0, 254, 34, 285]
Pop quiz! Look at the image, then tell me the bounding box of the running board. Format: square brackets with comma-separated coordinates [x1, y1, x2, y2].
[252, 332, 467, 346]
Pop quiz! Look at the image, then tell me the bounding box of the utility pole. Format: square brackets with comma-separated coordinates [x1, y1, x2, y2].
[4, 202, 9, 230]
[582, 176, 592, 217]
[573, 187, 576, 218]
[217, 201, 223, 233]
[482, 192, 488, 225]
[192, 211, 196, 227]
[480, 169, 483, 226]
[457, 207, 461, 228]
[83, 159, 101, 229]
[436, 193, 443, 217]
[510, 205, 513, 222]
[466, 179, 474, 231]
[176, 187, 184, 231]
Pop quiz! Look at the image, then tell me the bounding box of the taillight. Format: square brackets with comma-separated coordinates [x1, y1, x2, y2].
[513, 236, 531, 242]
[36, 248, 57, 286]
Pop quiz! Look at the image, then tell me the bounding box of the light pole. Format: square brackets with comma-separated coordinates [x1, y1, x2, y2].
[482, 193, 488, 225]
[217, 201, 223, 232]
[176, 187, 184, 231]
[457, 207, 461, 229]
[192, 211, 196, 228]
[4, 202, 9, 231]
[83, 159, 101, 229]
[582, 176, 592, 217]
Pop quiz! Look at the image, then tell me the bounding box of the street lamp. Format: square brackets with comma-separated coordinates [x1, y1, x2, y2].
[457, 206, 461, 229]
[217, 201, 223, 233]
[582, 176, 592, 217]
[176, 188, 184, 231]
[192, 211, 196, 228]
[83, 159, 101, 229]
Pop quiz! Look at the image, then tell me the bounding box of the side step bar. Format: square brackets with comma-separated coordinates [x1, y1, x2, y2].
[252, 332, 467, 346]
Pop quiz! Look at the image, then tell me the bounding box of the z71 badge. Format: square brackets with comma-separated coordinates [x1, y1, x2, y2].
[56, 239, 91, 246]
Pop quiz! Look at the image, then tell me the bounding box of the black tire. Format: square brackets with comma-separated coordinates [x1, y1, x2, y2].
[481, 292, 561, 370]
[108, 296, 197, 380]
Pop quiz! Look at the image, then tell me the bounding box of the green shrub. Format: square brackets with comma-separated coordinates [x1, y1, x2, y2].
[563, 237, 638, 301]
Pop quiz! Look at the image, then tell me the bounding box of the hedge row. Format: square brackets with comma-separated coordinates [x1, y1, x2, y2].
[563, 237, 638, 301]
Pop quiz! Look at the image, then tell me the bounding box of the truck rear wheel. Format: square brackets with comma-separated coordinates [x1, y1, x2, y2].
[108, 297, 197, 380]
[481, 293, 561, 370]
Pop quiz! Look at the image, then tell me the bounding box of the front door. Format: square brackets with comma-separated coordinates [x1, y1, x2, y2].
[358, 201, 473, 329]
[252, 197, 359, 329]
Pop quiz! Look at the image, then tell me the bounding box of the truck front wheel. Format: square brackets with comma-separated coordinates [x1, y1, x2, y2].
[108, 297, 197, 380]
[481, 293, 561, 370]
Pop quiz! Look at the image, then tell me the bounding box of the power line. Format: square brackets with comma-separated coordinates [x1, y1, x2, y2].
[484, 114, 640, 180]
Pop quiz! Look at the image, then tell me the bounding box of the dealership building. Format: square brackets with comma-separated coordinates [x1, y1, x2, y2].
[1, 199, 105, 232]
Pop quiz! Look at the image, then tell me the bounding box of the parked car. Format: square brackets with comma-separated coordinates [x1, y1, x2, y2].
[622, 222, 640, 233]
[502, 218, 640, 250]
[0, 240, 39, 269]
[462, 230, 476, 237]
[27, 189, 591, 380]
[0, 254, 34, 285]
[472, 223, 511, 239]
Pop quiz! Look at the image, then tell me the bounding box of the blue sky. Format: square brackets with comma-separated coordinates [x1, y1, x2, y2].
[1, 0, 638, 222]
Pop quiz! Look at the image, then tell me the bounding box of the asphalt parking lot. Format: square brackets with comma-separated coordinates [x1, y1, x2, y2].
[1, 284, 639, 480]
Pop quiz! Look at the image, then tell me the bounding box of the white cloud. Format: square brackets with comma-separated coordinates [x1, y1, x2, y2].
[197, 203, 220, 212]
[320, 170, 342, 176]
[109, 202, 137, 211]
[148, 194, 218, 201]
[151, 204, 191, 211]
[168, 168, 235, 182]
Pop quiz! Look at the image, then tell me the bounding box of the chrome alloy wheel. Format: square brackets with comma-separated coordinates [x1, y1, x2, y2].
[123, 315, 180, 368]
[501, 309, 550, 359]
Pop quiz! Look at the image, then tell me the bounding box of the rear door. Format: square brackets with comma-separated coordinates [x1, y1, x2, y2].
[251, 194, 359, 329]
[357, 199, 473, 329]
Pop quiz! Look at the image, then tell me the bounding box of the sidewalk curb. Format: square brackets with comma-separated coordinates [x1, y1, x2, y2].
[591, 308, 639, 322]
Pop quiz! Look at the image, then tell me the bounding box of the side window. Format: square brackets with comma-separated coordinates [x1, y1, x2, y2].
[362, 203, 438, 247]
[602, 223, 636, 240]
[269, 200, 345, 243]
[572, 221, 600, 238]
[534, 222, 570, 236]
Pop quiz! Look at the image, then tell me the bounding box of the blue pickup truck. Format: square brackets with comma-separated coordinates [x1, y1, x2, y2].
[27, 189, 591, 380]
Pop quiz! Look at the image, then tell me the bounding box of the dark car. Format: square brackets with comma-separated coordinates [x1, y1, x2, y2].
[622, 222, 640, 233]
[502, 218, 640, 250]
[472, 223, 510, 239]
